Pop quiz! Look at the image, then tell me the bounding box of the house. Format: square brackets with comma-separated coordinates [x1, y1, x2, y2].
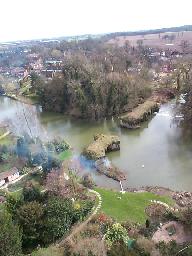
[0, 167, 19, 187]
[41, 69, 62, 78]
[10, 67, 25, 78]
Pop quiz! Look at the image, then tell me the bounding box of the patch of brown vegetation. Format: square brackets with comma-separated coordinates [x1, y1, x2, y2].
[120, 100, 159, 128]
[83, 134, 120, 160]
[172, 191, 192, 207]
[152, 88, 176, 103]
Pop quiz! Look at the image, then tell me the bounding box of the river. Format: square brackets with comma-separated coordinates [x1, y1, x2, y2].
[1, 96, 192, 191]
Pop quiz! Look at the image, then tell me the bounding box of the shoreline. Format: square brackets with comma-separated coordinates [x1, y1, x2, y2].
[4, 94, 38, 106]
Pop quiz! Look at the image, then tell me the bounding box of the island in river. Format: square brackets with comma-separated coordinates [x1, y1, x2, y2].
[1, 96, 192, 192]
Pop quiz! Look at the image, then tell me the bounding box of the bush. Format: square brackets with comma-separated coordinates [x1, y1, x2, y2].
[20, 166, 31, 175]
[105, 223, 129, 247]
[0, 211, 22, 256]
[16, 201, 44, 248]
[81, 174, 95, 189]
[23, 182, 42, 202]
[42, 197, 74, 243]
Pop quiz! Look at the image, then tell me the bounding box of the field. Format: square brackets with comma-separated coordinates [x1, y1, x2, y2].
[108, 30, 192, 50]
[95, 188, 174, 224]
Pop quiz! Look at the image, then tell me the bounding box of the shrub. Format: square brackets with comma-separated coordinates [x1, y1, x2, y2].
[81, 174, 95, 189]
[105, 223, 129, 247]
[23, 182, 42, 202]
[16, 201, 44, 248]
[42, 197, 74, 243]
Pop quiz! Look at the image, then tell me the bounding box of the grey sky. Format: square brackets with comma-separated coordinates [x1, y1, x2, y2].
[1, 0, 192, 42]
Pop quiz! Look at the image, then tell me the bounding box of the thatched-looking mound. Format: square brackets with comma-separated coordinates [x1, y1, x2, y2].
[83, 134, 120, 160]
[120, 100, 159, 128]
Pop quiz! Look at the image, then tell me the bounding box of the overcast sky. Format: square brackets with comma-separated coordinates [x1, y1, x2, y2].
[1, 0, 192, 42]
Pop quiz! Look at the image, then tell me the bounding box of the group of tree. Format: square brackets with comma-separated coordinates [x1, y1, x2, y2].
[37, 44, 151, 120]
[0, 165, 94, 255]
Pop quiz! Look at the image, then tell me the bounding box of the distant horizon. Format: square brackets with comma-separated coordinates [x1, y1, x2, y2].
[1, 24, 192, 44]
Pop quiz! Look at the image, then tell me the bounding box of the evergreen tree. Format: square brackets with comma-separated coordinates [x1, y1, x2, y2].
[0, 211, 22, 256]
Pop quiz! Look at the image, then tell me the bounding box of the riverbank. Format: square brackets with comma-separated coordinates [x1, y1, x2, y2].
[5, 93, 38, 105]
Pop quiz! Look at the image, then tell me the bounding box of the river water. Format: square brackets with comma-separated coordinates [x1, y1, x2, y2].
[1, 96, 192, 191]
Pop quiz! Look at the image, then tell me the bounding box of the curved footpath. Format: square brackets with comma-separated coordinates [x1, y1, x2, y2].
[58, 189, 102, 247]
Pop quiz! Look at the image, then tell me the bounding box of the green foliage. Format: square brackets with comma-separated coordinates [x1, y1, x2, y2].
[6, 193, 24, 217]
[16, 201, 44, 248]
[0, 211, 22, 256]
[43, 197, 74, 243]
[23, 182, 42, 202]
[42, 154, 62, 172]
[20, 166, 31, 175]
[105, 223, 129, 247]
[16, 136, 30, 158]
[73, 200, 94, 222]
[31, 246, 64, 256]
[52, 138, 70, 153]
[107, 243, 140, 256]
[39, 52, 151, 119]
[58, 149, 72, 160]
[0, 152, 9, 162]
[157, 241, 180, 256]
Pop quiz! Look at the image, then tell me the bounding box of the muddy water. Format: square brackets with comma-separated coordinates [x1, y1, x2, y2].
[1, 96, 192, 191]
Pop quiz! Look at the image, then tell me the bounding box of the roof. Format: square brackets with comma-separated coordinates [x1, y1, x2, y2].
[0, 167, 19, 180]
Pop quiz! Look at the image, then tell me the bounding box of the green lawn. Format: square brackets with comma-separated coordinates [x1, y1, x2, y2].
[95, 188, 174, 224]
[0, 135, 13, 146]
[58, 149, 72, 161]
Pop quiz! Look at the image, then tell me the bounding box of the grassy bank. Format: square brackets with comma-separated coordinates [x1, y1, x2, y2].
[58, 149, 72, 161]
[95, 188, 174, 223]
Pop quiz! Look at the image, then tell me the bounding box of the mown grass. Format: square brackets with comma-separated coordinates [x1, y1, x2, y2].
[58, 149, 72, 161]
[95, 188, 174, 224]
